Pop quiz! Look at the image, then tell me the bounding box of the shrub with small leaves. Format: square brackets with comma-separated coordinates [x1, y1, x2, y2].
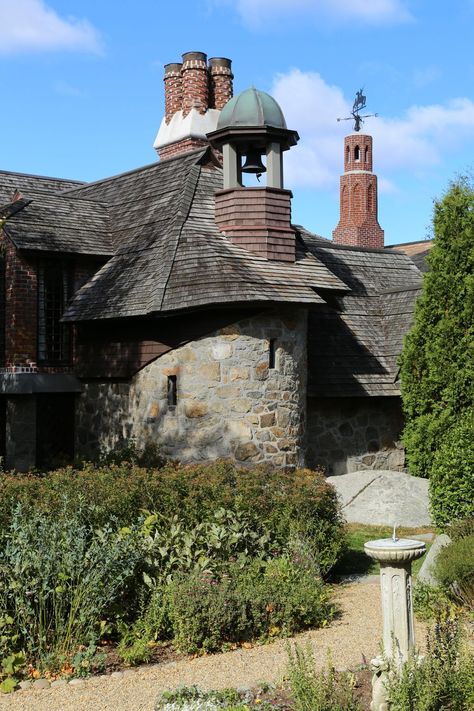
[387, 614, 474, 711]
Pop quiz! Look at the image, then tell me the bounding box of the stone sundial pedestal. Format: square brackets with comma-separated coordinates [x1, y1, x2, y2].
[364, 530, 426, 711]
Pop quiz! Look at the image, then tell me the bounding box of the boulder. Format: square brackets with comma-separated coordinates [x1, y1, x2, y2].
[326, 469, 431, 527]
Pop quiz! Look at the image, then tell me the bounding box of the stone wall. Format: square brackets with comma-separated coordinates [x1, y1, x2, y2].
[76, 309, 307, 467]
[5, 396, 36, 472]
[306, 396, 405, 475]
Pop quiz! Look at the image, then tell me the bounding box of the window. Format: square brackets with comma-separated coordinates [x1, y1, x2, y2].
[167, 374, 177, 410]
[269, 339, 277, 369]
[38, 261, 72, 364]
[346, 146, 350, 163]
[354, 145, 360, 162]
[365, 145, 369, 163]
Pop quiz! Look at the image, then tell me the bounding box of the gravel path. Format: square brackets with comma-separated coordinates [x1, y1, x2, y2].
[0, 581, 426, 711]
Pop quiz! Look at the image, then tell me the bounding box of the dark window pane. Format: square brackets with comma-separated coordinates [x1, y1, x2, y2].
[38, 262, 72, 364]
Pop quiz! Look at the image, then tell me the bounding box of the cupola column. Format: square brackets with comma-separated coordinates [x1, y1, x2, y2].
[222, 143, 242, 189]
[266, 142, 283, 189]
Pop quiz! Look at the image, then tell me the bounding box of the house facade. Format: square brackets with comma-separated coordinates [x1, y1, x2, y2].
[0, 51, 423, 474]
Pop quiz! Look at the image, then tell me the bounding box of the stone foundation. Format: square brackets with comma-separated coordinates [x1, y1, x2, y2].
[306, 396, 405, 475]
[76, 310, 307, 467]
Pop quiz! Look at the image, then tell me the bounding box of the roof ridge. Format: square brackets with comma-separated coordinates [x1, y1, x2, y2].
[63, 148, 208, 198]
[154, 162, 202, 313]
[0, 168, 83, 185]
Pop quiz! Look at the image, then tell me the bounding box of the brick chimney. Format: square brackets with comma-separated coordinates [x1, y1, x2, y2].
[332, 133, 384, 249]
[154, 52, 233, 161]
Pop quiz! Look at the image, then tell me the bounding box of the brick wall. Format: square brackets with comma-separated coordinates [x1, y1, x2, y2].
[4, 237, 37, 367]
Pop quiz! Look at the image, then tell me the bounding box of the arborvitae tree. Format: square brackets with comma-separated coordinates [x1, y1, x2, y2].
[400, 177, 474, 490]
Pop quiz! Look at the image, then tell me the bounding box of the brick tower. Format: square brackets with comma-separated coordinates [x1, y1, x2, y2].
[332, 133, 384, 248]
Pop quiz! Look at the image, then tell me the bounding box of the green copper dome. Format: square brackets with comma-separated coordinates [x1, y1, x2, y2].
[217, 87, 287, 130]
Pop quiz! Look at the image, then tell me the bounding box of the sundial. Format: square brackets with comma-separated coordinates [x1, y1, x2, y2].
[337, 88, 378, 131]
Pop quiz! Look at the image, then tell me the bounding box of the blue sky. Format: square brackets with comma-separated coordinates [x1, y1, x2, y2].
[1, 0, 474, 245]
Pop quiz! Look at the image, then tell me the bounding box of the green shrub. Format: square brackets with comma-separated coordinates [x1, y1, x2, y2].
[449, 517, 474, 541]
[434, 535, 474, 611]
[165, 555, 331, 654]
[400, 178, 474, 480]
[0, 503, 141, 672]
[129, 554, 332, 657]
[429, 411, 474, 526]
[0, 462, 345, 575]
[286, 642, 361, 711]
[413, 581, 453, 622]
[387, 615, 474, 710]
[139, 507, 273, 585]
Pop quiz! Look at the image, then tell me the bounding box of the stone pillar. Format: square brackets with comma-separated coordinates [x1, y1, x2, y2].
[365, 536, 426, 711]
[5, 396, 36, 472]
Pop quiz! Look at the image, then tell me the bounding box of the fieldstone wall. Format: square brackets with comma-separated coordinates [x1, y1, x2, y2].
[5, 396, 36, 472]
[76, 309, 307, 467]
[306, 396, 405, 475]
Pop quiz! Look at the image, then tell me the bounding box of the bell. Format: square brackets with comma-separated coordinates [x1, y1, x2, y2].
[241, 148, 266, 174]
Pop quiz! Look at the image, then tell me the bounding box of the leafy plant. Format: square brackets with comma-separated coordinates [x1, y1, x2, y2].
[166, 555, 332, 654]
[0, 651, 26, 694]
[286, 642, 361, 711]
[0, 503, 141, 672]
[413, 581, 453, 622]
[138, 507, 274, 585]
[387, 614, 474, 710]
[434, 534, 474, 610]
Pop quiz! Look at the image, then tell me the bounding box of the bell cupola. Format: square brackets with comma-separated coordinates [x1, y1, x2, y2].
[332, 132, 384, 249]
[207, 87, 299, 262]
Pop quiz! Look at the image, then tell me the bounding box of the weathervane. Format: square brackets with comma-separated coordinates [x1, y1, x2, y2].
[337, 88, 378, 131]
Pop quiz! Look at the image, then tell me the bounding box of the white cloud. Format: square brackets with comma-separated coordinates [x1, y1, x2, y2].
[231, 0, 412, 28]
[0, 0, 102, 55]
[54, 80, 87, 98]
[272, 69, 474, 191]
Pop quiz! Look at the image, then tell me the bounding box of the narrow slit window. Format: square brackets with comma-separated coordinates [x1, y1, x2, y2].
[167, 375, 177, 410]
[269, 339, 276, 369]
[354, 145, 360, 162]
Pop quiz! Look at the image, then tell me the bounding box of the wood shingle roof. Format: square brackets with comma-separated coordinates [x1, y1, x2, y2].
[1, 151, 424, 397]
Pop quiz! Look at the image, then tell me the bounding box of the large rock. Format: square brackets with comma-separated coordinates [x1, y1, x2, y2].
[327, 469, 432, 527]
[417, 534, 451, 585]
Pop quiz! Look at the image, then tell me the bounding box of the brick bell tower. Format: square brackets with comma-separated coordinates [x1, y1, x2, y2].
[332, 132, 384, 249]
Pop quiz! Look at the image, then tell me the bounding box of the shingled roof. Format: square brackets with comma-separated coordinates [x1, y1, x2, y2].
[62, 149, 348, 321]
[0, 168, 113, 257]
[0, 169, 83, 202]
[300, 229, 422, 397]
[388, 239, 433, 273]
[1, 154, 424, 397]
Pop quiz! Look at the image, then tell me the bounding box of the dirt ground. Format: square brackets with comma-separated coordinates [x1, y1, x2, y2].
[0, 580, 428, 711]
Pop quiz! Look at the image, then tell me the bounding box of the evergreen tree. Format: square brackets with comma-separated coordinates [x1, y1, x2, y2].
[400, 178, 474, 495]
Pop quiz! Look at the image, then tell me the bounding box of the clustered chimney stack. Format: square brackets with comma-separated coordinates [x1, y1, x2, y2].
[154, 51, 233, 160]
[164, 63, 183, 123]
[181, 51, 209, 116]
[208, 57, 234, 110]
[332, 133, 384, 249]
